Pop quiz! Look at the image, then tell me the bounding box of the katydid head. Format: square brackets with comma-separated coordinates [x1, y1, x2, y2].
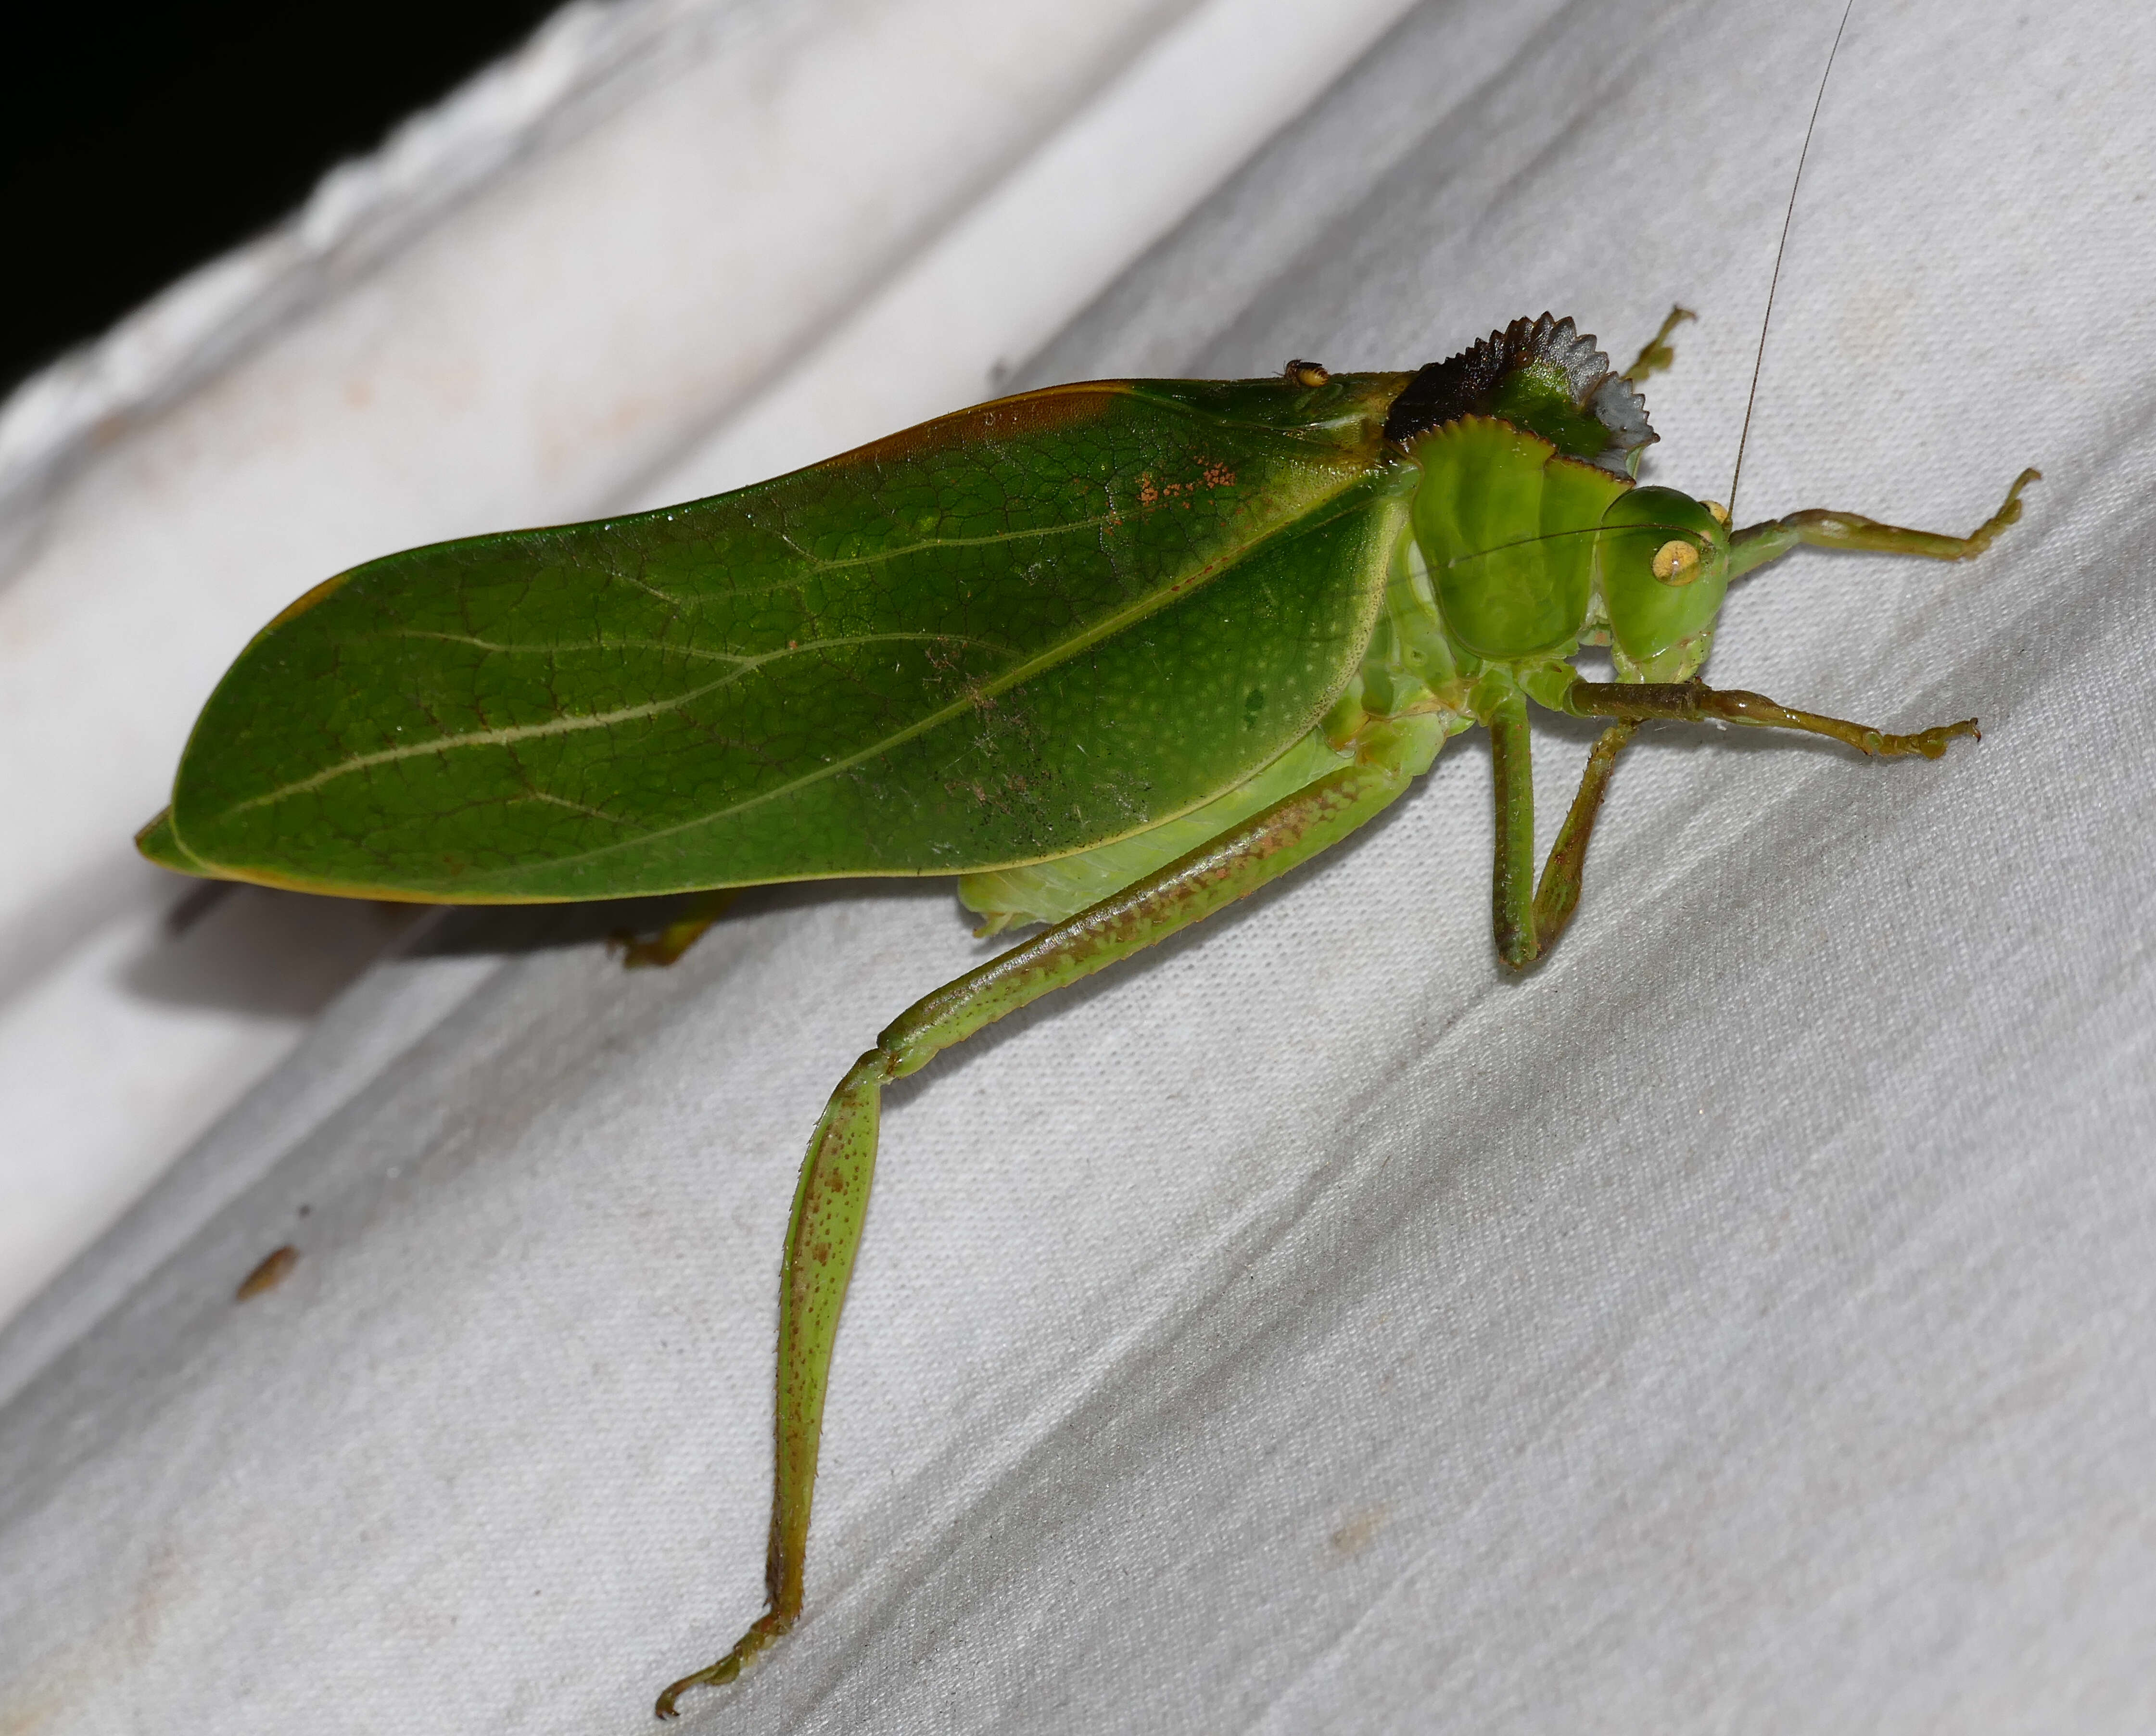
[1595, 486, 1732, 680]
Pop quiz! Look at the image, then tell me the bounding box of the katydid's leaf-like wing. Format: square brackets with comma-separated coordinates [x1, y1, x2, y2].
[148, 375, 1412, 901]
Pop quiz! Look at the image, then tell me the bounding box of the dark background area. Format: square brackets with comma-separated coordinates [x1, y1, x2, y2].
[2, 0, 565, 400]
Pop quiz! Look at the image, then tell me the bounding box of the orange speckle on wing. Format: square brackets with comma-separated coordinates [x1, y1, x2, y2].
[1133, 456, 1238, 513]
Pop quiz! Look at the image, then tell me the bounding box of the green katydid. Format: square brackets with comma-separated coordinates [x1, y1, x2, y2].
[133, 298, 2033, 1714]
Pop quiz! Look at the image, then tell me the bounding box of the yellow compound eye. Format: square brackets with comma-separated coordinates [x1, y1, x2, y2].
[1702, 499, 1731, 526]
[1599, 485, 1731, 664]
[1652, 538, 1701, 583]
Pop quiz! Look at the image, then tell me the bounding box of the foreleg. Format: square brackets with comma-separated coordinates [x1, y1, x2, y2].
[1727, 468, 2038, 581]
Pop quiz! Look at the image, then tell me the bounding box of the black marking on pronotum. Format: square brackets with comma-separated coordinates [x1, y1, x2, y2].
[1383, 312, 1655, 473]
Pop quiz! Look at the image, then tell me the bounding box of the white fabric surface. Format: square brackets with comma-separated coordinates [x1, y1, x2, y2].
[5, 0, 2155, 1730]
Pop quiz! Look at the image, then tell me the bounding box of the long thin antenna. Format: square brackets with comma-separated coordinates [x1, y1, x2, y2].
[1727, 0, 1859, 518]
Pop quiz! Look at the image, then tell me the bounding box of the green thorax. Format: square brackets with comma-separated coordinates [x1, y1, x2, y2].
[1352, 313, 1732, 726]
[1408, 416, 1631, 663]
[1337, 315, 1645, 734]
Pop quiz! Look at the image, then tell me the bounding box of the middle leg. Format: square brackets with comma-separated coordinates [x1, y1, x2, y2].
[1488, 685, 1639, 972]
[610, 887, 741, 969]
